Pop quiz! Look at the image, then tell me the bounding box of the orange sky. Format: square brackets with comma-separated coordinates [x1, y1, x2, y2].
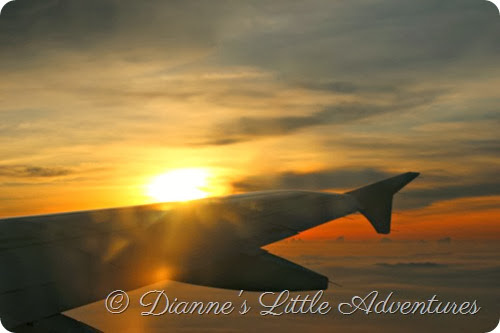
[299, 196, 500, 241]
[0, 0, 499, 240]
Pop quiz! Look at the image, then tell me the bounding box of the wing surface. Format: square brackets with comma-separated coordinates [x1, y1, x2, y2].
[0, 190, 353, 328]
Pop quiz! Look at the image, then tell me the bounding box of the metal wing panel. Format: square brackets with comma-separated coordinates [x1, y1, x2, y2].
[0, 204, 172, 328]
[0, 191, 356, 327]
[177, 250, 328, 292]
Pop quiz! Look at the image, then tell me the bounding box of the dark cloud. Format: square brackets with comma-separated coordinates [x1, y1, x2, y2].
[400, 182, 500, 209]
[298, 81, 360, 94]
[221, 0, 500, 79]
[232, 167, 499, 209]
[437, 237, 452, 244]
[375, 262, 447, 268]
[0, 0, 241, 69]
[207, 88, 441, 145]
[232, 168, 392, 192]
[297, 81, 399, 94]
[334, 138, 500, 160]
[3, 0, 497, 79]
[411, 252, 452, 258]
[0, 165, 72, 178]
[461, 139, 500, 157]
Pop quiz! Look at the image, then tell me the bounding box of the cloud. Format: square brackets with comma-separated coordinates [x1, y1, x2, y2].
[296, 81, 399, 95]
[232, 167, 500, 209]
[332, 137, 500, 161]
[0, 165, 72, 178]
[215, 0, 500, 82]
[400, 182, 500, 209]
[375, 262, 447, 268]
[0, 0, 231, 65]
[206, 88, 441, 145]
[232, 168, 392, 192]
[437, 237, 452, 244]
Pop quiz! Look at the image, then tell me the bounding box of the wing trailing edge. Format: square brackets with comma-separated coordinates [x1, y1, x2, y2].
[178, 251, 328, 291]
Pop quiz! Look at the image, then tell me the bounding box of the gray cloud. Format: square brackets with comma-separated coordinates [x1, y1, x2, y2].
[0, 0, 244, 71]
[232, 168, 392, 192]
[437, 237, 452, 244]
[296, 81, 399, 95]
[400, 182, 500, 209]
[232, 167, 500, 209]
[0, 165, 72, 178]
[3, 0, 498, 78]
[375, 262, 447, 268]
[206, 88, 441, 145]
[214, 0, 500, 82]
[334, 138, 500, 160]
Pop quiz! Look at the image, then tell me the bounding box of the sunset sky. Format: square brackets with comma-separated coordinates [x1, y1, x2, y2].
[0, 0, 499, 240]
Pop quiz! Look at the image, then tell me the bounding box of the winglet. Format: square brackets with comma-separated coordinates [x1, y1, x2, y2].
[346, 172, 419, 234]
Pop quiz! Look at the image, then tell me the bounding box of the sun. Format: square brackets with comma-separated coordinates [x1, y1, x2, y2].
[146, 168, 210, 202]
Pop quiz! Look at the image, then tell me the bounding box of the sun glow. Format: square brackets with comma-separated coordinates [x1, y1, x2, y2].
[146, 168, 211, 202]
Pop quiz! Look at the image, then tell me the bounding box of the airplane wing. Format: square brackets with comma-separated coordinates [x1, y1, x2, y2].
[0, 172, 418, 332]
[0, 192, 338, 331]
